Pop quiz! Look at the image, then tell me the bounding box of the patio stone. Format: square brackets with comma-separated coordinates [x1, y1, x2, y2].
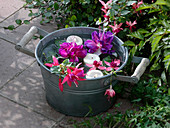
[0, 96, 55, 128]
[0, 62, 65, 122]
[0, 39, 35, 88]
[0, 7, 58, 44]
[0, 0, 25, 22]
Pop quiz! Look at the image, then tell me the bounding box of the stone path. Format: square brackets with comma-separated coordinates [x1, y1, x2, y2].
[0, 1, 134, 127]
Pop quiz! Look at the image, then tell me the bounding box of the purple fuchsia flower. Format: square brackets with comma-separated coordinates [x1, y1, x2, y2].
[86, 60, 106, 71]
[104, 59, 120, 71]
[126, 20, 137, 32]
[109, 21, 123, 35]
[105, 86, 115, 101]
[84, 31, 114, 55]
[59, 42, 87, 62]
[45, 56, 59, 67]
[62, 63, 86, 87]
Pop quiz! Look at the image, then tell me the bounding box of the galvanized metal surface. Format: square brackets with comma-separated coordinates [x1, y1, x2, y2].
[35, 27, 128, 116]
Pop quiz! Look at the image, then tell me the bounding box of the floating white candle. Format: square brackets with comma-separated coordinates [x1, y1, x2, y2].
[83, 53, 100, 65]
[86, 70, 103, 79]
[66, 35, 83, 45]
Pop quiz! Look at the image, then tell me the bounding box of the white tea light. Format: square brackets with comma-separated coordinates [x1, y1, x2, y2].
[83, 53, 100, 65]
[86, 70, 103, 79]
[66, 35, 83, 45]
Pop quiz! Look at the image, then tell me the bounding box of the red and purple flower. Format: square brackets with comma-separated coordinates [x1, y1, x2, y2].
[62, 63, 86, 87]
[59, 42, 87, 62]
[45, 56, 59, 67]
[86, 60, 106, 71]
[84, 31, 114, 55]
[104, 59, 120, 71]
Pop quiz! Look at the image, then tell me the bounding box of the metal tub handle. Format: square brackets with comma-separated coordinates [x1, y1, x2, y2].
[15, 26, 49, 57]
[104, 57, 150, 85]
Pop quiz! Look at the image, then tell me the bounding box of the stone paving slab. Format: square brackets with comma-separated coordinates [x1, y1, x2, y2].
[0, 96, 55, 128]
[0, 39, 35, 88]
[0, 61, 65, 122]
[0, 7, 58, 44]
[0, 0, 25, 22]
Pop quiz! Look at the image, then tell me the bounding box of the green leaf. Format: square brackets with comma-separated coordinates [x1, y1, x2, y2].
[24, 20, 30, 24]
[151, 35, 163, 53]
[139, 41, 146, 50]
[44, 12, 52, 17]
[54, 2, 59, 10]
[161, 71, 167, 83]
[71, 15, 77, 21]
[128, 31, 144, 40]
[132, 98, 142, 102]
[88, 16, 93, 22]
[26, 0, 33, 3]
[121, 10, 130, 15]
[130, 46, 137, 56]
[163, 54, 170, 71]
[126, 1, 136, 6]
[138, 29, 149, 34]
[150, 63, 161, 71]
[4, 25, 15, 30]
[15, 19, 22, 25]
[123, 41, 136, 47]
[154, 0, 167, 5]
[136, 4, 153, 11]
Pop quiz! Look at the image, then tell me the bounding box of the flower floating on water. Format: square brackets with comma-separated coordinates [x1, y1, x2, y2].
[86, 60, 106, 71]
[59, 42, 87, 62]
[62, 63, 86, 87]
[84, 31, 114, 55]
[45, 56, 60, 67]
[104, 59, 120, 71]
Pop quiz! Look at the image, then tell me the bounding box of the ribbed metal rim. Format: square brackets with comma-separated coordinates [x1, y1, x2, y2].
[35, 27, 128, 80]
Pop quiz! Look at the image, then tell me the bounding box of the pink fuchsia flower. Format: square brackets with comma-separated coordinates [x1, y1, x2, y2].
[109, 21, 123, 34]
[62, 63, 86, 87]
[84, 31, 114, 55]
[105, 86, 115, 101]
[99, 0, 112, 12]
[86, 60, 106, 71]
[45, 56, 59, 67]
[132, 0, 143, 15]
[104, 59, 120, 71]
[59, 42, 87, 62]
[126, 20, 137, 32]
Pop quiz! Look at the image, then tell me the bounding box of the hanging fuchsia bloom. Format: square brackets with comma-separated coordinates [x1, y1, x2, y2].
[86, 60, 106, 71]
[109, 21, 123, 34]
[45, 56, 59, 67]
[62, 63, 86, 87]
[84, 31, 114, 55]
[132, 0, 143, 15]
[59, 42, 87, 62]
[126, 20, 137, 32]
[99, 0, 112, 12]
[104, 59, 120, 71]
[105, 86, 115, 101]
